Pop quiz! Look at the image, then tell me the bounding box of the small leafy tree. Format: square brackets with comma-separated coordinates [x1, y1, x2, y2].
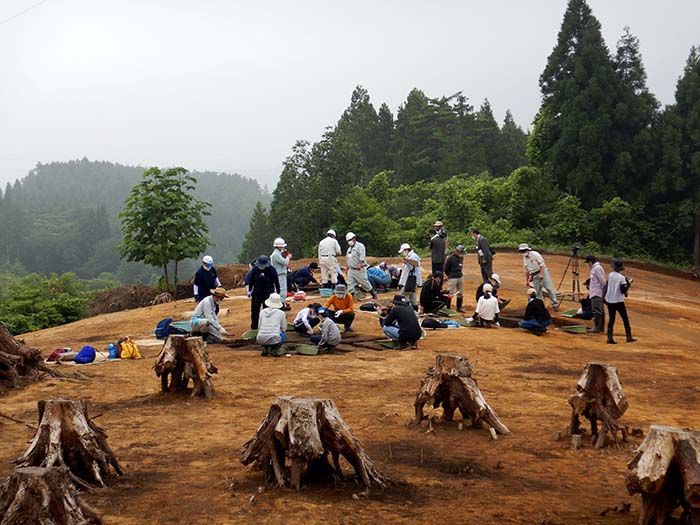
[119, 167, 211, 291]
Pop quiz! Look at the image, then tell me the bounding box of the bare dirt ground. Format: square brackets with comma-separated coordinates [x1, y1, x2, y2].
[2, 253, 700, 524]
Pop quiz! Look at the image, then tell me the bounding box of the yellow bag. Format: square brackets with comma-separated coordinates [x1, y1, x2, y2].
[119, 337, 142, 359]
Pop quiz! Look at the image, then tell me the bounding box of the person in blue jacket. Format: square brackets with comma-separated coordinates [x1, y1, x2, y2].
[248, 255, 280, 330]
[193, 255, 222, 302]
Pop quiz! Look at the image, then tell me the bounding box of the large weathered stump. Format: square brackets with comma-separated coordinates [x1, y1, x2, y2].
[626, 425, 700, 525]
[0, 321, 59, 393]
[154, 335, 217, 398]
[240, 396, 388, 494]
[568, 362, 628, 448]
[414, 354, 510, 437]
[0, 466, 101, 525]
[15, 399, 123, 488]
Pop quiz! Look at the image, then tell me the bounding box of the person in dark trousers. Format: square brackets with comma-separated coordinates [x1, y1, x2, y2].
[585, 254, 606, 333]
[419, 270, 449, 314]
[429, 228, 446, 285]
[248, 255, 280, 330]
[323, 284, 355, 331]
[471, 228, 493, 283]
[193, 255, 222, 302]
[604, 260, 636, 344]
[293, 262, 319, 289]
[379, 295, 422, 349]
[519, 288, 552, 336]
[443, 245, 465, 312]
[293, 303, 322, 335]
[310, 307, 342, 353]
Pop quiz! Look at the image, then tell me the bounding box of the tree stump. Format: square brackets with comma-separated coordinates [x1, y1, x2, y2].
[0, 321, 61, 393]
[568, 362, 628, 448]
[15, 399, 123, 488]
[154, 335, 217, 398]
[626, 425, 700, 525]
[240, 396, 388, 494]
[414, 354, 510, 437]
[0, 466, 102, 525]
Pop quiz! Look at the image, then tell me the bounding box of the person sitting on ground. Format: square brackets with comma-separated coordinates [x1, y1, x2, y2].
[469, 283, 500, 328]
[476, 273, 510, 309]
[367, 262, 392, 292]
[293, 262, 319, 289]
[519, 288, 552, 336]
[193, 255, 222, 303]
[191, 287, 229, 342]
[310, 307, 342, 353]
[293, 302, 322, 336]
[324, 283, 355, 331]
[419, 270, 449, 314]
[256, 293, 288, 356]
[379, 295, 422, 349]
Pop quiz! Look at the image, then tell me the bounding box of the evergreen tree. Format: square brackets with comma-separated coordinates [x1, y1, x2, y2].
[498, 110, 529, 177]
[375, 103, 394, 171]
[238, 201, 272, 263]
[474, 100, 502, 176]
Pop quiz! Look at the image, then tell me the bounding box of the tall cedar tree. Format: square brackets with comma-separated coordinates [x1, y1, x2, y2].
[238, 201, 272, 264]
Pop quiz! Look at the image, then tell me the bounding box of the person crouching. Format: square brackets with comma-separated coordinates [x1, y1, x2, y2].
[293, 303, 322, 336]
[256, 293, 288, 356]
[310, 307, 341, 353]
[379, 295, 422, 349]
[519, 288, 552, 336]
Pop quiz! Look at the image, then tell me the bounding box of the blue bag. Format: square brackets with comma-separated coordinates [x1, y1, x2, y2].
[74, 345, 96, 364]
[155, 318, 174, 339]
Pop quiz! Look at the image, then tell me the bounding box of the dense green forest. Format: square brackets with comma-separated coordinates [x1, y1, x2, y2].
[241, 0, 700, 268]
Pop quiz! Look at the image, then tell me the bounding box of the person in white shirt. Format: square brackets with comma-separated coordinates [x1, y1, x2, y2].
[293, 303, 322, 336]
[397, 242, 423, 311]
[604, 260, 636, 344]
[472, 283, 500, 327]
[518, 243, 559, 311]
[318, 229, 342, 288]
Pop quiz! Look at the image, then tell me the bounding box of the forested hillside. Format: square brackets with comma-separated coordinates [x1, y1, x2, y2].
[242, 0, 700, 268]
[0, 159, 270, 282]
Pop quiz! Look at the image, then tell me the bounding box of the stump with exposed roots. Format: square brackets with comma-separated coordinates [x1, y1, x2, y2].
[154, 335, 217, 398]
[626, 425, 700, 524]
[568, 362, 629, 448]
[15, 399, 123, 488]
[240, 396, 388, 494]
[0, 466, 102, 525]
[413, 354, 510, 438]
[0, 321, 61, 393]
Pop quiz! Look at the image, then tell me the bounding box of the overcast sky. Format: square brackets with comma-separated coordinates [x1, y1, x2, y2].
[1, 0, 698, 190]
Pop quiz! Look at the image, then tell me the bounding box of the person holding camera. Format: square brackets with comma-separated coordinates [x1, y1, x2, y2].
[584, 254, 606, 333]
[604, 260, 636, 344]
[398, 242, 423, 311]
[271, 237, 292, 300]
[518, 243, 559, 312]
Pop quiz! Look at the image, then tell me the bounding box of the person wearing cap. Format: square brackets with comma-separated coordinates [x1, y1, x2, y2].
[518, 243, 559, 311]
[256, 293, 288, 356]
[379, 295, 422, 349]
[345, 232, 376, 299]
[318, 229, 342, 288]
[476, 273, 510, 309]
[469, 283, 500, 327]
[310, 307, 342, 353]
[443, 245, 465, 312]
[429, 227, 446, 284]
[193, 255, 222, 303]
[471, 229, 494, 283]
[419, 270, 449, 314]
[324, 284, 355, 331]
[367, 262, 391, 292]
[293, 302, 322, 336]
[248, 255, 280, 330]
[434, 220, 448, 242]
[292, 262, 319, 289]
[584, 254, 606, 333]
[270, 237, 292, 300]
[191, 287, 229, 342]
[604, 260, 636, 344]
[398, 242, 423, 310]
[519, 288, 552, 336]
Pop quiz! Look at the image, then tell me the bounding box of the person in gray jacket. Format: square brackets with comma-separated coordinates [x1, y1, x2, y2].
[191, 287, 229, 342]
[345, 232, 376, 298]
[310, 307, 341, 353]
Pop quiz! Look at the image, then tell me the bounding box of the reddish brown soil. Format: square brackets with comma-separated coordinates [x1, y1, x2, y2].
[2, 253, 700, 524]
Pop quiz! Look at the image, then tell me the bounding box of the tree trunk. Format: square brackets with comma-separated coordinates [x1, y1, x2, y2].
[693, 204, 700, 270]
[0, 321, 62, 393]
[154, 335, 217, 398]
[240, 396, 388, 494]
[174, 259, 179, 295]
[0, 466, 102, 525]
[414, 354, 510, 437]
[15, 399, 123, 488]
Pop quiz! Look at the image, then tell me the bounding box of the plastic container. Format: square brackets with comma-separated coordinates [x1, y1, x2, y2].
[108, 343, 119, 359]
[319, 288, 333, 297]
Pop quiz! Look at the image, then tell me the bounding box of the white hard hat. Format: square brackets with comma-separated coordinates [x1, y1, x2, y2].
[202, 255, 214, 265]
[490, 273, 500, 283]
[327, 229, 336, 237]
[483, 283, 493, 293]
[273, 237, 287, 248]
[398, 243, 411, 253]
[345, 232, 356, 242]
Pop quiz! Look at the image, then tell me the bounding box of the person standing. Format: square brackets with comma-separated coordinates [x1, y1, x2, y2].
[318, 229, 342, 288]
[518, 243, 559, 311]
[605, 260, 636, 344]
[248, 255, 280, 330]
[585, 254, 606, 333]
[193, 255, 222, 303]
[345, 232, 376, 298]
[270, 237, 291, 300]
[471, 229, 493, 283]
[398, 242, 423, 311]
[256, 293, 288, 357]
[444, 245, 465, 312]
[191, 287, 229, 342]
[429, 228, 446, 282]
[519, 288, 552, 336]
[324, 284, 355, 331]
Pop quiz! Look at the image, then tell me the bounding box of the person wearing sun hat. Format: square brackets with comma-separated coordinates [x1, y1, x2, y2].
[256, 293, 289, 356]
[193, 255, 222, 303]
[191, 287, 229, 342]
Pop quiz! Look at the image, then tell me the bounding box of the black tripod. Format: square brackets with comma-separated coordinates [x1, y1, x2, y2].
[557, 246, 581, 303]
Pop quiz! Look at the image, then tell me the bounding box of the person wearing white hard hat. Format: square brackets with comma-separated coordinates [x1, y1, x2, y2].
[397, 242, 423, 310]
[270, 237, 292, 301]
[193, 255, 222, 303]
[518, 243, 559, 312]
[318, 229, 342, 288]
[345, 232, 376, 299]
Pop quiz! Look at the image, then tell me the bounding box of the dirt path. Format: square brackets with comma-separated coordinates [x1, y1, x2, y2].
[2, 253, 700, 524]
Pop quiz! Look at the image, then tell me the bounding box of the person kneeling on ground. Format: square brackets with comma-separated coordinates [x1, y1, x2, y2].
[191, 287, 229, 342]
[420, 270, 449, 314]
[310, 307, 341, 353]
[293, 302, 322, 336]
[324, 284, 355, 331]
[256, 293, 288, 356]
[469, 283, 500, 327]
[519, 288, 552, 336]
[379, 295, 422, 349]
[293, 262, 319, 289]
[367, 262, 392, 292]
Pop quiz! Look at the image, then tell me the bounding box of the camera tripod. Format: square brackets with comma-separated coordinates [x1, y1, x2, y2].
[557, 246, 581, 303]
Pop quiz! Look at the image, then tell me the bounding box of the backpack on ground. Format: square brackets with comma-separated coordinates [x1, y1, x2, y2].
[360, 302, 379, 312]
[155, 318, 173, 339]
[119, 337, 142, 359]
[74, 345, 96, 364]
[421, 318, 448, 329]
